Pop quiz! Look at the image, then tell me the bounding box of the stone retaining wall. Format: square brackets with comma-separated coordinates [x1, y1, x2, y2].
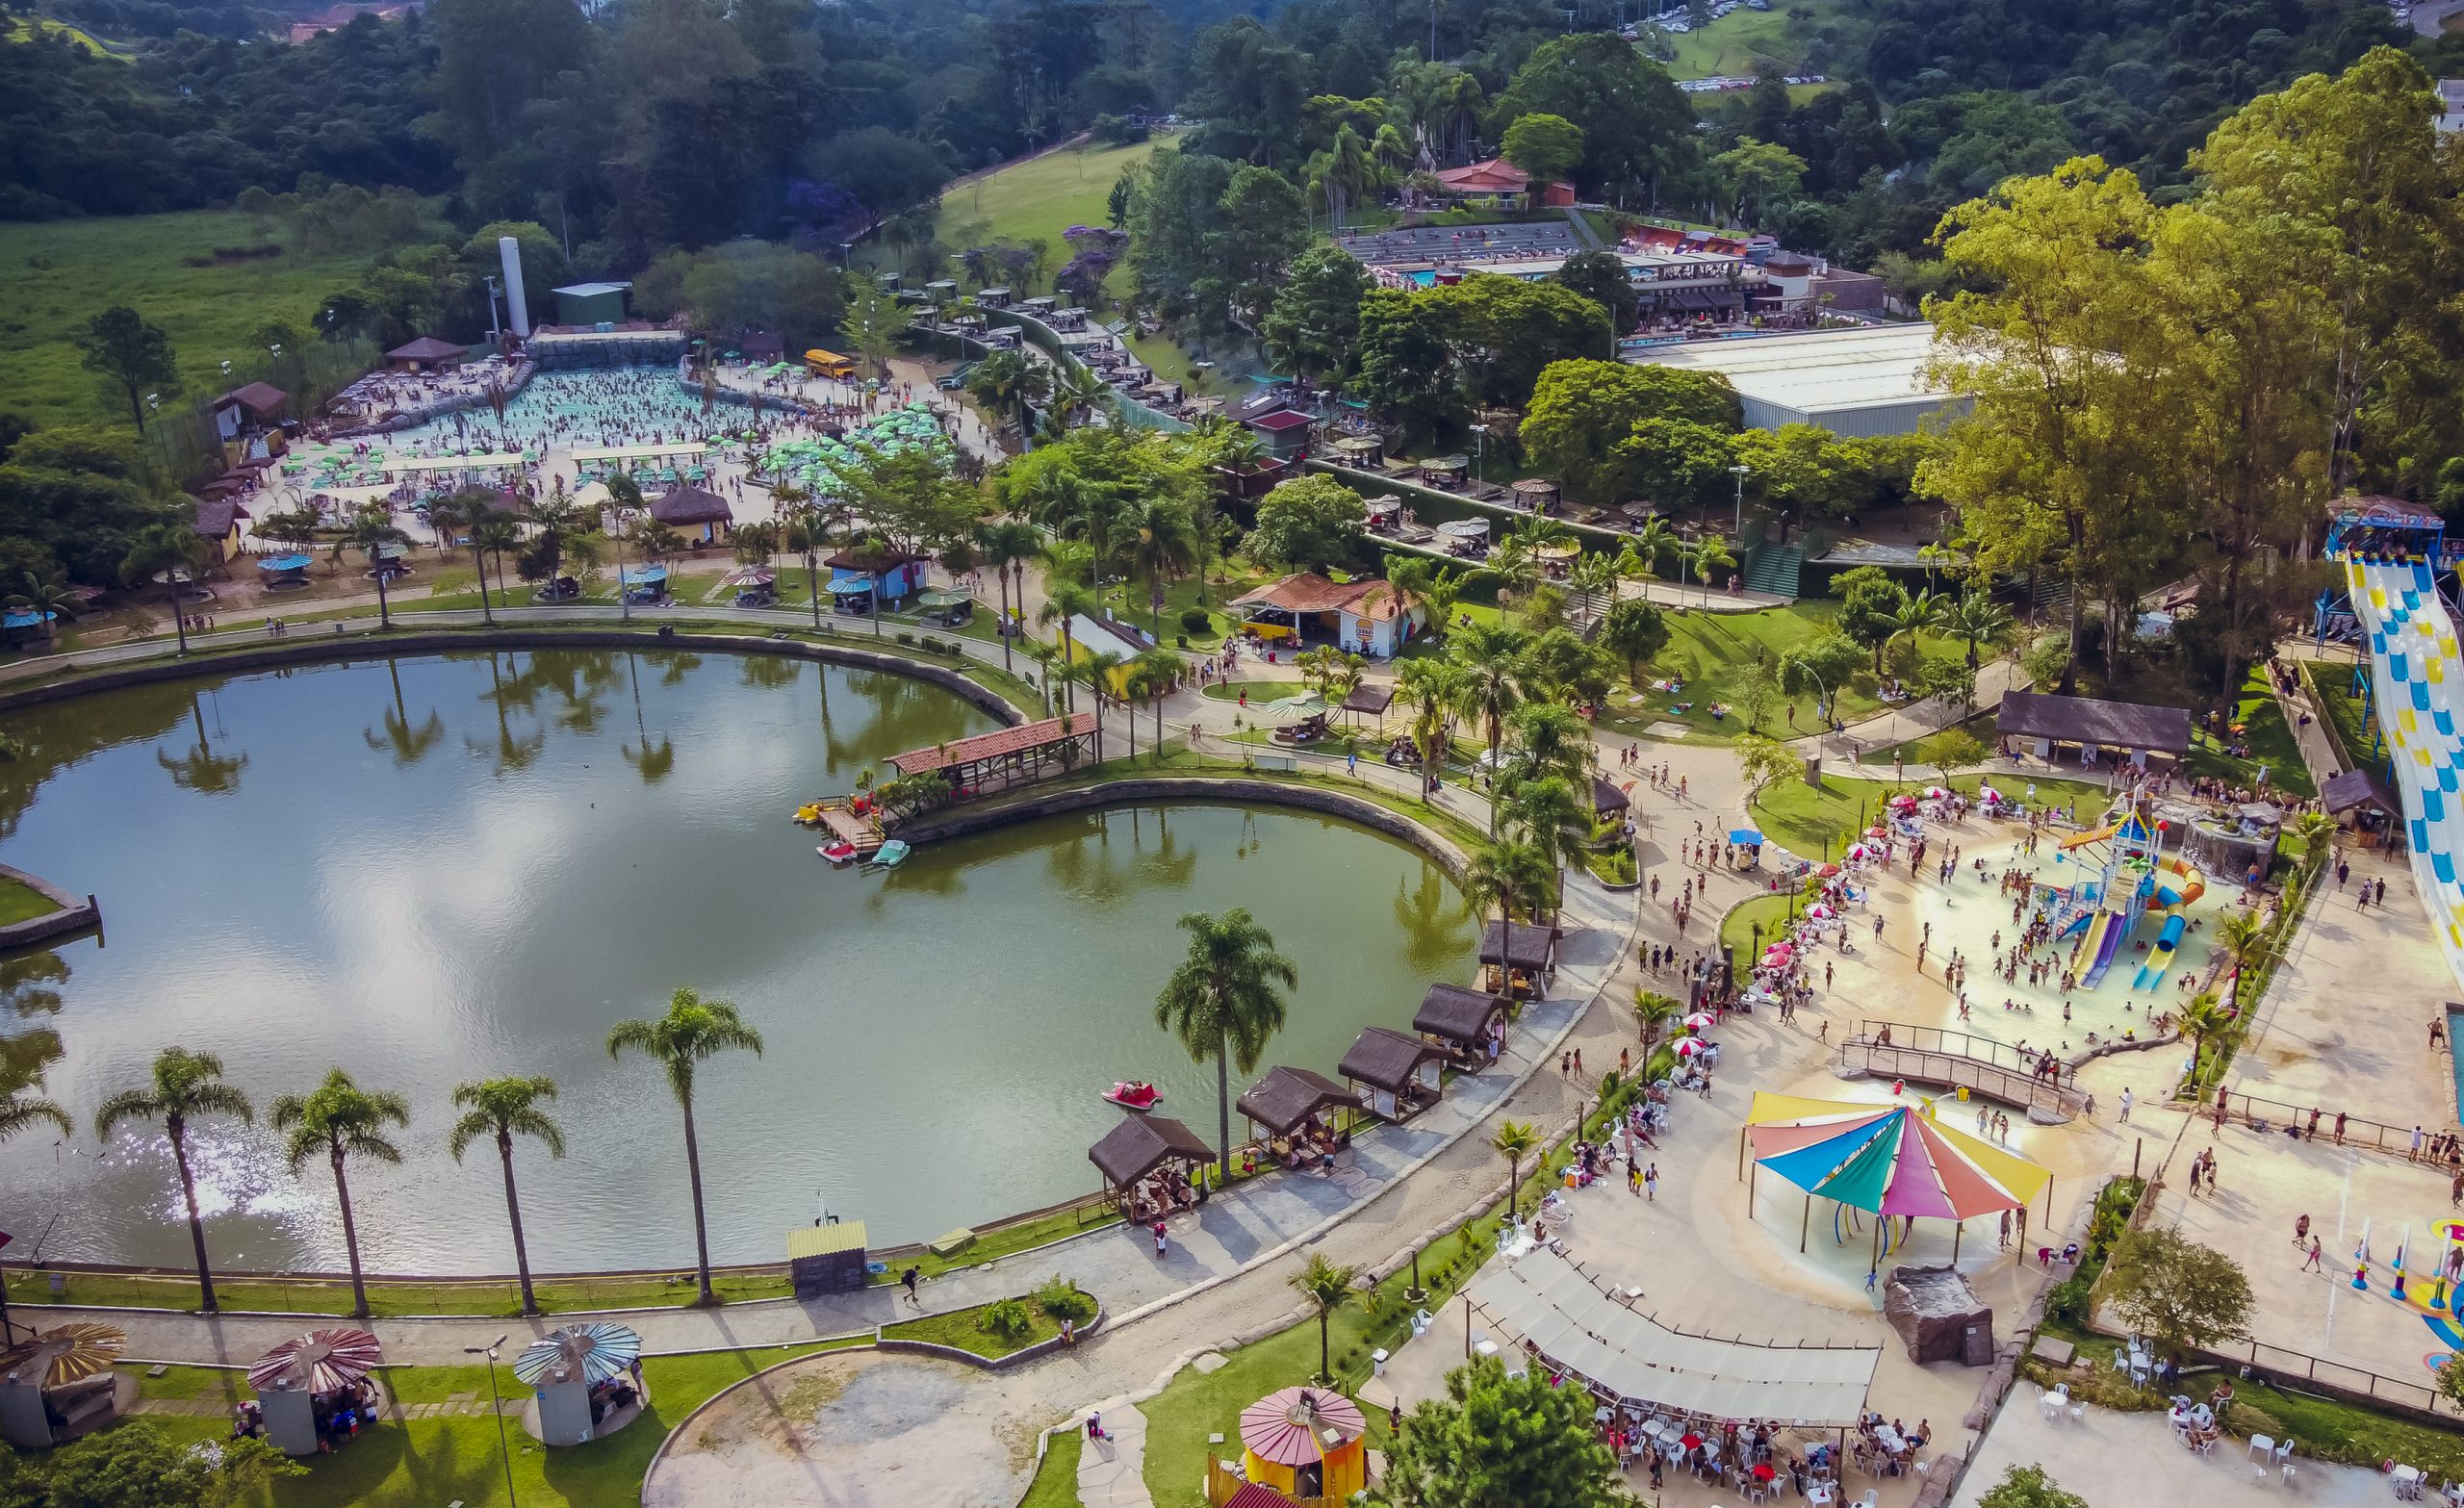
[0, 861, 96, 951]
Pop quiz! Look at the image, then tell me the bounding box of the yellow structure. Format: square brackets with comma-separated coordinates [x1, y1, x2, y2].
[803, 348, 856, 380]
[1237, 1387, 1367, 1500]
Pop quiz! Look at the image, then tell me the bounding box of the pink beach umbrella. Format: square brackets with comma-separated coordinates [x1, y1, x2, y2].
[1806, 902, 1836, 919]
[1674, 1037, 1708, 1058]
[1682, 1011, 1717, 1032]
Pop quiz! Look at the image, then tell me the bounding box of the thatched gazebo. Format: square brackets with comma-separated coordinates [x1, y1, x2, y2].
[1339, 1027, 1446, 1121]
[1413, 982, 1509, 1065]
[1090, 1112, 1217, 1217]
[1237, 1065, 1355, 1165]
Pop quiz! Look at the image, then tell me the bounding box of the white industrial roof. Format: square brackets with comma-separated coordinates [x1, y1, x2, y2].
[1630, 323, 1948, 416]
[552, 281, 634, 297]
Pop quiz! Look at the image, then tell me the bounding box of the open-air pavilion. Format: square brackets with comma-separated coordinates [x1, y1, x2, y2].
[1996, 689, 2193, 771]
[1479, 920, 1557, 998]
[1339, 1026, 1445, 1121]
[517, 1322, 646, 1446]
[1741, 1093, 2053, 1272]
[1090, 1112, 1217, 1218]
[248, 1327, 387, 1457]
[885, 714, 1096, 805]
[1464, 1249, 1879, 1454]
[1413, 982, 1508, 1066]
[1592, 776, 1632, 820]
[1236, 1065, 1355, 1168]
[0, 1323, 130, 1447]
[650, 483, 733, 543]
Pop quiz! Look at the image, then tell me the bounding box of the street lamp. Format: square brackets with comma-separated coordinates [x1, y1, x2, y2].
[465, 1332, 519, 1508]
[1730, 463, 1751, 539]
[1470, 423, 1487, 486]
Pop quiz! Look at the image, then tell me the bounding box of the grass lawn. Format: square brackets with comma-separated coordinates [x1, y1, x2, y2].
[1720, 891, 1798, 983]
[1859, 708, 2000, 768]
[937, 135, 1180, 268]
[116, 1342, 862, 1508]
[1019, 1428, 1084, 1508]
[2182, 665, 2315, 799]
[1087, 562, 1269, 650]
[0, 211, 375, 430]
[1592, 599, 1969, 743]
[1200, 680, 1313, 703]
[0, 874, 61, 925]
[2300, 657, 2377, 772]
[5, 15, 119, 51]
[1648, 0, 1852, 76]
[879, 1291, 1086, 1360]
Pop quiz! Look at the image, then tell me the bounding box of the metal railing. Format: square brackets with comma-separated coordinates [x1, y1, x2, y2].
[1835, 1031, 2088, 1120]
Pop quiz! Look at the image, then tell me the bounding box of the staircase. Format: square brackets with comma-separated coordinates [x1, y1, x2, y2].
[2032, 575, 2072, 621]
[1742, 542, 1802, 600]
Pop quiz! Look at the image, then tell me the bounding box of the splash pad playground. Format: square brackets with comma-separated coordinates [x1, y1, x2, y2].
[1911, 795, 2222, 1038]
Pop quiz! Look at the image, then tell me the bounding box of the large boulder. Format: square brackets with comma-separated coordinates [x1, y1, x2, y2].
[1884, 1264, 1994, 1366]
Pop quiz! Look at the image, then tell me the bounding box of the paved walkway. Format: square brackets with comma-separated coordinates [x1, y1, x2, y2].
[1075, 1401, 1153, 1508]
[1953, 1395, 2386, 1507]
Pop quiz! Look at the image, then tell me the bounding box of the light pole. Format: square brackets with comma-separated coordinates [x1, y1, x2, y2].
[465, 1332, 518, 1508]
[1730, 463, 1751, 539]
[1471, 423, 1486, 486]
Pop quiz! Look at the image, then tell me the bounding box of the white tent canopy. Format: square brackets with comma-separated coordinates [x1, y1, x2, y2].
[572, 441, 708, 463]
[1467, 1251, 1877, 1426]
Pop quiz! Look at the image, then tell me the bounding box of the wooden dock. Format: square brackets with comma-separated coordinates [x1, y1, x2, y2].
[812, 801, 885, 855]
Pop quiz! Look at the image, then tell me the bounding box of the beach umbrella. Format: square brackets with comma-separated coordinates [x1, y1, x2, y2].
[1923, 785, 1951, 800]
[0, 1324, 125, 1388]
[1846, 844, 1873, 861]
[248, 1328, 384, 1394]
[1682, 1011, 1716, 1032]
[1675, 1037, 1708, 1058]
[1762, 942, 1793, 962]
[1728, 828, 1764, 846]
[1817, 863, 1840, 878]
[513, 1323, 641, 1388]
[1807, 902, 1835, 919]
[1865, 826, 1887, 837]
[1745, 1093, 2050, 1221]
[1887, 795, 1917, 811]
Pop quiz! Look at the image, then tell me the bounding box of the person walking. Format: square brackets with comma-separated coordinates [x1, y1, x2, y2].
[2294, 1214, 2310, 1246]
[2303, 1236, 2324, 1272]
[900, 1265, 922, 1305]
[2118, 1086, 2133, 1123]
[1152, 1218, 1168, 1258]
[1643, 1163, 1658, 1201]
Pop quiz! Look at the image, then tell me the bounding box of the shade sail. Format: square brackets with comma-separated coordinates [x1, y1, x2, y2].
[1745, 1093, 2050, 1219]
[513, 1322, 641, 1388]
[249, 1328, 383, 1393]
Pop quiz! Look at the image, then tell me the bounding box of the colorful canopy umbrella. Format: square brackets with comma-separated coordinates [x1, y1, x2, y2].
[0, 1323, 125, 1388]
[1674, 1037, 1708, 1058]
[1728, 828, 1764, 846]
[513, 1323, 641, 1388]
[1745, 1093, 2050, 1221]
[1807, 902, 1836, 919]
[249, 1328, 383, 1394]
[1865, 826, 1887, 838]
[1240, 1387, 1364, 1467]
[1681, 1011, 1716, 1032]
[1817, 863, 1841, 878]
[1923, 786, 1951, 800]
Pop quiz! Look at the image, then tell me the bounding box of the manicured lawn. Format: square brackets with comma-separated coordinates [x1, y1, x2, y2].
[0, 211, 377, 430]
[879, 1291, 1085, 1360]
[116, 1342, 862, 1508]
[1089, 562, 1268, 649]
[2183, 665, 2315, 798]
[1595, 599, 1969, 742]
[0, 874, 61, 925]
[2301, 657, 2378, 772]
[1858, 708, 2000, 768]
[1720, 891, 1798, 983]
[1019, 1428, 1085, 1508]
[1648, 0, 1854, 77]
[1747, 770, 2115, 859]
[937, 135, 1180, 270]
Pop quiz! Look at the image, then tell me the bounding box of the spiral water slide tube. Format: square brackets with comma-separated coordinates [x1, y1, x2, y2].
[2128, 856, 2206, 991]
[2346, 555, 2464, 993]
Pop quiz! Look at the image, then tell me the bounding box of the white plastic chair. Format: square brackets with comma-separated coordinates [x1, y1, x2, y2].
[2068, 1399, 2087, 1423]
[1857, 1491, 1880, 1508]
[2250, 1434, 2275, 1462]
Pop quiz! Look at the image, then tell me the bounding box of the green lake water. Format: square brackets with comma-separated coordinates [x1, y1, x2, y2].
[0, 650, 1474, 1272]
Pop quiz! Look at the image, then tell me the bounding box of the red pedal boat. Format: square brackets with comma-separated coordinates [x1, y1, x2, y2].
[1102, 1081, 1163, 1112]
[818, 840, 859, 865]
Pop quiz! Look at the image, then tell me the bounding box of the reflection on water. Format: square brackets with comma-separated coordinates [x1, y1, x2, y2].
[0, 651, 1475, 1271]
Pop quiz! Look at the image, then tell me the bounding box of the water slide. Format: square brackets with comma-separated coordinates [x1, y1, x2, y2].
[2072, 909, 2127, 987]
[2346, 556, 2464, 991]
[2060, 822, 2123, 852]
[2128, 856, 2206, 991]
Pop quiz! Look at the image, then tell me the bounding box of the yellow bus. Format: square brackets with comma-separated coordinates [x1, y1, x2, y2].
[804, 348, 856, 380]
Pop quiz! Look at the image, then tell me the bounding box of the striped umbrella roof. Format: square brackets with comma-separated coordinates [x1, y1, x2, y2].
[513, 1323, 642, 1388]
[1745, 1093, 2050, 1220]
[0, 1323, 124, 1388]
[1239, 1387, 1364, 1468]
[248, 1328, 384, 1393]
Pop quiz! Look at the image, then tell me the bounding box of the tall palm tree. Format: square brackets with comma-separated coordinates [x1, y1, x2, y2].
[447, 1076, 565, 1316]
[1884, 588, 1948, 674]
[1503, 775, 1590, 902]
[606, 988, 764, 1306]
[1463, 838, 1553, 926]
[1290, 1253, 1360, 1385]
[473, 512, 523, 610]
[1944, 588, 2013, 671]
[2212, 909, 2277, 981]
[1633, 990, 1681, 1048]
[119, 522, 209, 654]
[337, 507, 411, 629]
[1495, 516, 1572, 626]
[1038, 581, 1099, 713]
[1620, 518, 1678, 583]
[94, 1049, 252, 1314]
[270, 1069, 410, 1318]
[1492, 1119, 1538, 1219]
[1042, 365, 1114, 434]
[2178, 990, 2244, 1087]
[1154, 909, 1298, 1176]
[1081, 649, 1126, 758]
[1448, 624, 1531, 824]
[0, 1089, 70, 1341]
[1124, 498, 1198, 641]
[779, 490, 828, 630]
[975, 519, 1041, 672]
[1128, 648, 1184, 754]
[1396, 658, 1463, 800]
[1685, 533, 1735, 609]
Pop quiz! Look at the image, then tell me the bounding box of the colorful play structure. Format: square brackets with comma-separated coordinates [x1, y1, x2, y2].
[1742, 1094, 2052, 1273]
[2053, 801, 2207, 990]
[2317, 497, 2464, 996]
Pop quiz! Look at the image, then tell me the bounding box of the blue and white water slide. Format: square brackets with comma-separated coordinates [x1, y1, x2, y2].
[2346, 555, 2464, 992]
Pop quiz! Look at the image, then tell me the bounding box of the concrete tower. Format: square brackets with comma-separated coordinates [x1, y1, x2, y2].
[499, 236, 530, 338]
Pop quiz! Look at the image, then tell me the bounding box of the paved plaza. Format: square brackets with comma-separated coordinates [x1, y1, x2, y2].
[1952, 1396, 2394, 1508]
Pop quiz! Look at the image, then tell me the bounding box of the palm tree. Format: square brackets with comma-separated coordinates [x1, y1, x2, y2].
[1684, 533, 1735, 609]
[1633, 989, 1681, 1048]
[1128, 648, 1184, 754]
[1492, 1119, 1538, 1219]
[1290, 1253, 1360, 1384]
[1153, 909, 1297, 1176]
[1082, 649, 1127, 758]
[1495, 515, 1572, 625]
[94, 1049, 252, 1314]
[1620, 518, 1678, 583]
[975, 520, 1041, 672]
[1944, 588, 2013, 671]
[1463, 838, 1553, 926]
[270, 1069, 410, 1318]
[5, 573, 80, 639]
[337, 507, 411, 629]
[0, 1088, 70, 1340]
[1503, 775, 1590, 908]
[779, 490, 828, 630]
[119, 522, 209, 654]
[1884, 589, 1948, 675]
[474, 511, 523, 609]
[2212, 909, 2277, 981]
[1448, 624, 1531, 824]
[2289, 811, 2337, 873]
[1124, 498, 1198, 641]
[1039, 581, 1099, 712]
[606, 988, 764, 1306]
[2178, 990, 2244, 1087]
[447, 1076, 565, 1316]
[1396, 658, 1463, 800]
[1043, 364, 1114, 434]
